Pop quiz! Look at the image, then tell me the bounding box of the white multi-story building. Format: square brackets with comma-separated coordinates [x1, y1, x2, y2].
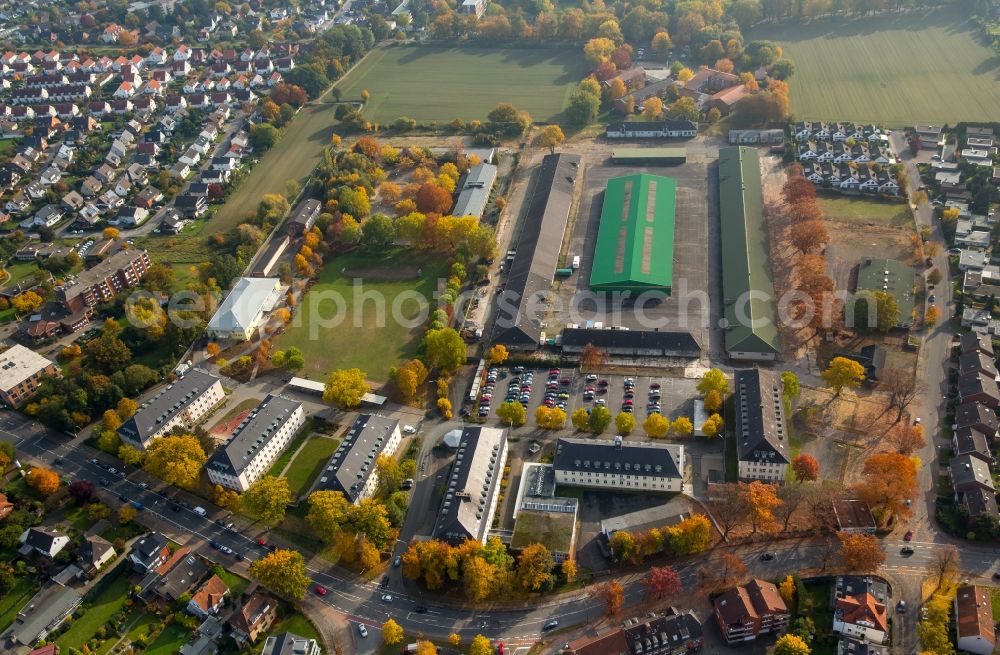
[552, 436, 685, 492]
[433, 426, 507, 545]
[0, 344, 59, 409]
[262, 633, 321, 655]
[118, 370, 224, 450]
[205, 395, 305, 492]
[736, 368, 789, 483]
[316, 415, 402, 504]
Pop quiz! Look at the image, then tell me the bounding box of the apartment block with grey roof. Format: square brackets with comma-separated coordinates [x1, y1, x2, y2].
[118, 369, 224, 450]
[433, 426, 507, 545]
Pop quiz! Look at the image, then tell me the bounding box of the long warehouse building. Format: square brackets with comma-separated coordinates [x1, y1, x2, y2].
[718, 146, 780, 361]
[493, 153, 580, 349]
[590, 173, 677, 296]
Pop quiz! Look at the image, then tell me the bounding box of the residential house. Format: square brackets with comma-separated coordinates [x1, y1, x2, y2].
[833, 584, 888, 644]
[562, 608, 704, 655]
[79, 535, 116, 574]
[9, 583, 82, 646]
[19, 527, 70, 558]
[957, 372, 1000, 409]
[176, 194, 208, 217]
[61, 190, 84, 212]
[953, 401, 1000, 440]
[713, 579, 790, 644]
[228, 592, 278, 646]
[953, 427, 994, 466]
[954, 585, 996, 655]
[130, 532, 170, 573]
[950, 454, 997, 518]
[186, 574, 229, 619]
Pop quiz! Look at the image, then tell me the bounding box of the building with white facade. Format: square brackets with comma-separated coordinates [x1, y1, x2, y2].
[262, 632, 322, 655]
[205, 394, 305, 491]
[118, 370, 224, 450]
[315, 415, 401, 504]
[206, 277, 282, 341]
[433, 426, 507, 545]
[954, 585, 996, 655]
[832, 577, 889, 646]
[736, 368, 789, 483]
[0, 344, 59, 409]
[552, 436, 685, 492]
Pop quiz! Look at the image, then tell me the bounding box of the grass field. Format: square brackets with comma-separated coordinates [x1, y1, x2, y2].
[335, 46, 587, 123]
[750, 10, 1000, 124]
[143, 623, 190, 655]
[57, 567, 131, 652]
[283, 435, 341, 497]
[275, 249, 447, 382]
[818, 196, 911, 226]
[0, 577, 37, 632]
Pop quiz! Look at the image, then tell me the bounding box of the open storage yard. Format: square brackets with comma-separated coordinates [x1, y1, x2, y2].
[334, 46, 587, 123]
[274, 249, 448, 382]
[750, 10, 1000, 124]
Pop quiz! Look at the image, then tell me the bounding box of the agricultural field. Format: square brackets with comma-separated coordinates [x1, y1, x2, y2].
[335, 46, 587, 123]
[817, 196, 911, 227]
[750, 10, 1000, 124]
[274, 249, 447, 383]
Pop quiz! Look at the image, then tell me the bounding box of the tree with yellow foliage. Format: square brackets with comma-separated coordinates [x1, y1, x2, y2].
[778, 575, 796, 604]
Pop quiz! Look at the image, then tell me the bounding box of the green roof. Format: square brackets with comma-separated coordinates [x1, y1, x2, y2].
[510, 509, 576, 554]
[611, 148, 687, 162]
[718, 146, 780, 356]
[590, 173, 676, 295]
[856, 258, 916, 327]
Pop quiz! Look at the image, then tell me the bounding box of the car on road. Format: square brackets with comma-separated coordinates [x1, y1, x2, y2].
[901, 546, 914, 555]
[99, 478, 109, 486]
[543, 620, 559, 632]
[210, 541, 221, 549]
[759, 553, 774, 561]
[394, 555, 402, 567]
[315, 585, 328, 596]
[928, 294, 935, 303]
[993, 571, 1000, 580]
[221, 545, 233, 555]
[380, 575, 389, 588]
[903, 530, 913, 541]
[896, 600, 906, 613]
[357, 623, 368, 638]
[256, 538, 268, 546]
[381, 594, 393, 603]
[53, 457, 63, 466]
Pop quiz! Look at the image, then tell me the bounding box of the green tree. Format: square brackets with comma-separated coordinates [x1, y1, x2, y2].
[323, 368, 370, 409]
[849, 290, 899, 333]
[781, 371, 800, 400]
[306, 490, 350, 542]
[496, 401, 526, 427]
[250, 123, 280, 150]
[242, 476, 292, 525]
[486, 103, 531, 137]
[424, 328, 466, 371]
[821, 357, 866, 396]
[538, 125, 565, 153]
[564, 90, 601, 126]
[144, 435, 206, 490]
[587, 406, 612, 433]
[248, 549, 310, 599]
[516, 543, 554, 591]
[361, 213, 396, 251]
[349, 498, 394, 549]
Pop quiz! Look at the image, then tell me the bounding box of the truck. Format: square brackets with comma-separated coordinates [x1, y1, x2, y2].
[193, 506, 207, 517]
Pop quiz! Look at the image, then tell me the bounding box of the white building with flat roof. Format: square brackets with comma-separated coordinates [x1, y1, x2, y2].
[0, 344, 58, 408]
[207, 277, 281, 341]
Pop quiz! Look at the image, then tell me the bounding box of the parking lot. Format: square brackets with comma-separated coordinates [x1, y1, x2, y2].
[540, 139, 722, 356]
[478, 365, 701, 430]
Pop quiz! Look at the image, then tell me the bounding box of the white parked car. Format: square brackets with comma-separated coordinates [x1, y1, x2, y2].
[357, 624, 368, 638]
[403, 425, 416, 434]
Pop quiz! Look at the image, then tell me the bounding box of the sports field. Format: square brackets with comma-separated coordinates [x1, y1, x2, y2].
[750, 10, 1000, 124]
[334, 46, 587, 123]
[274, 250, 447, 383]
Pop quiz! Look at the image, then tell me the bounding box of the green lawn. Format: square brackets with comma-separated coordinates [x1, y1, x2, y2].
[818, 196, 911, 226]
[990, 587, 1000, 622]
[0, 138, 16, 158]
[215, 569, 250, 597]
[335, 45, 587, 123]
[0, 577, 38, 632]
[1, 260, 43, 289]
[274, 249, 448, 382]
[267, 424, 313, 478]
[267, 612, 322, 644]
[282, 435, 341, 497]
[56, 566, 131, 652]
[749, 10, 1000, 124]
[144, 622, 191, 655]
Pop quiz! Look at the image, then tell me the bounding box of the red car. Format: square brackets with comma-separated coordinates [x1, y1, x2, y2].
[314, 584, 328, 596]
[256, 538, 267, 546]
[903, 531, 913, 541]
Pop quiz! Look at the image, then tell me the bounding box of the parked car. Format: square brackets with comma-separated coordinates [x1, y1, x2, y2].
[315, 585, 328, 596]
[357, 623, 368, 637]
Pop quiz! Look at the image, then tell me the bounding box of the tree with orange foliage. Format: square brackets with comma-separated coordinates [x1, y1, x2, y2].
[353, 136, 381, 160]
[856, 452, 917, 523]
[838, 532, 885, 571]
[789, 220, 829, 254]
[643, 565, 683, 601]
[713, 58, 734, 73]
[885, 422, 926, 456]
[925, 305, 940, 325]
[379, 181, 402, 204]
[739, 481, 783, 534]
[788, 199, 823, 223]
[26, 467, 60, 496]
[607, 77, 627, 100]
[206, 343, 221, 357]
[783, 176, 817, 205]
[791, 454, 819, 482]
[599, 581, 624, 617]
[739, 72, 759, 92]
[414, 183, 453, 215]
